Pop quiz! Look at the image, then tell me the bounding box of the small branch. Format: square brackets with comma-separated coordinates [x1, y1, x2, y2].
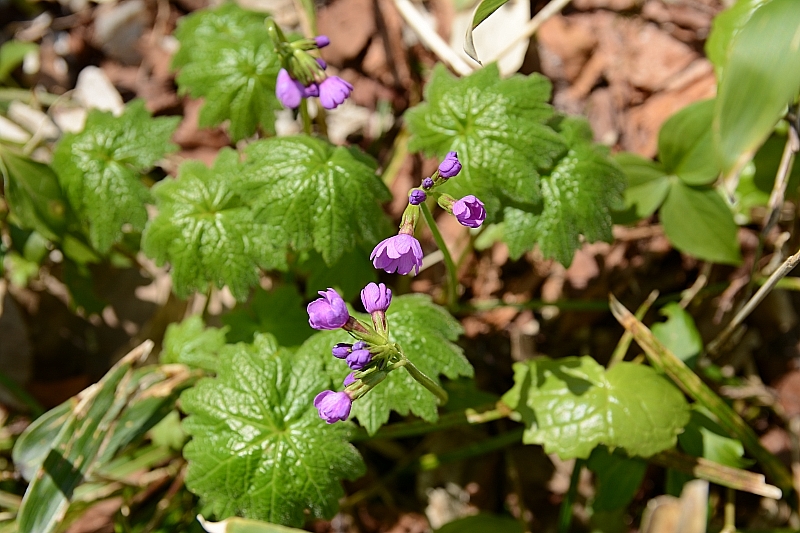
[707, 245, 800, 355]
[651, 449, 782, 500]
[764, 121, 800, 235]
[680, 262, 712, 309]
[420, 201, 458, 310]
[608, 290, 658, 367]
[393, 0, 475, 76]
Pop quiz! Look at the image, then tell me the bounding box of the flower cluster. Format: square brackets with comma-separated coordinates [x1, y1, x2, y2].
[308, 283, 400, 423]
[371, 151, 486, 276]
[268, 23, 353, 110]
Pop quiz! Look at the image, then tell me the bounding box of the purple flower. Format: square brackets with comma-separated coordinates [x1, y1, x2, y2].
[409, 189, 426, 205]
[316, 58, 328, 70]
[452, 195, 486, 228]
[332, 343, 352, 359]
[438, 151, 461, 178]
[307, 288, 350, 329]
[361, 282, 392, 313]
[304, 82, 320, 97]
[314, 390, 351, 423]
[353, 340, 367, 350]
[343, 372, 357, 387]
[276, 68, 305, 109]
[319, 76, 353, 109]
[346, 348, 372, 370]
[315, 35, 331, 48]
[371, 234, 424, 275]
[422, 177, 434, 190]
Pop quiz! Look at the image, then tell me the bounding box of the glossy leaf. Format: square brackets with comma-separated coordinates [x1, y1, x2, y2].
[172, 4, 281, 141]
[222, 285, 313, 347]
[651, 303, 702, 369]
[613, 152, 669, 222]
[142, 149, 287, 300]
[299, 247, 378, 301]
[679, 408, 752, 470]
[660, 181, 741, 265]
[659, 99, 719, 185]
[714, 0, 800, 179]
[0, 148, 66, 241]
[705, 0, 768, 72]
[52, 100, 179, 252]
[502, 356, 690, 459]
[243, 136, 391, 265]
[181, 334, 365, 526]
[12, 402, 71, 482]
[406, 63, 566, 218]
[296, 295, 473, 435]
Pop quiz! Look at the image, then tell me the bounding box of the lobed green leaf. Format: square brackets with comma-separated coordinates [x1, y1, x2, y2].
[172, 4, 281, 141]
[52, 100, 179, 252]
[181, 334, 365, 526]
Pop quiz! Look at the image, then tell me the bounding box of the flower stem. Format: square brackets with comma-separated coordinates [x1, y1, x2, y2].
[420, 201, 457, 310]
[300, 99, 312, 135]
[402, 357, 448, 405]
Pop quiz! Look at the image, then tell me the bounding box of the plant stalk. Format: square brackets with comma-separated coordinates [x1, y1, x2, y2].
[402, 357, 448, 405]
[557, 458, 584, 533]
[420, 201, 458, 310]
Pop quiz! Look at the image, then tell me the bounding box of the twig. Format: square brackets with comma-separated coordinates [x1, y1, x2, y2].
[484, 0, 572, 66]
[393, 0, 475, 76]
[707, 245, 800, 355]
[608, 290, 658, 367]
[764, 119, 800, 235]
[680, 262, 712, 308]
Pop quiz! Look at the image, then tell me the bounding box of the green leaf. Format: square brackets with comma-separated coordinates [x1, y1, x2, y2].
[503, 119, 625, 265]
[16, 344, 153, 533]
[587, 447, 647, 512]
[172, 4, 281, 141]
[502, 357, 689, 459]
[679, 408, 752, 469]
[659, 99, 719, 186]
[705, 0, 768, 72]
[142, 149, 287, 300]
[0, 148, 67, 241]
[0, 41, 37, 81]
[12, 402, 71, 482]
[296, 295, 473, 435]
[464, 0, 511, 64]
[713, 0, 800, 179]
[242, 136, 391, 265]
[406, 64, 567, 218]
[198, 516, 307, 533]
[52, 100, 179, 252]
[660, 181, 741, 265]
[161, 315, 228, 372]
[651, 303, 702, 369]
[613, 152, 670, 222]
[434, 514, 524, 533]
[222, 285, 313, 347]
[181, 334, 365, 526]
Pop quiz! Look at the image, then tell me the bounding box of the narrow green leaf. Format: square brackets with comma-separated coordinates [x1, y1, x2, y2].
[161, 315, 228, 372]
[434, 514, 524, 533]
[181, 335, 365, 526]
[660, 181, 741, 265]
[172, 4, 281, 141]
[658, 99, 719, 185]
[12, 402, 72, 482]
[651, 303, 702, 369]
[613, 152, 669, 222]
[142, 149, 287, 300]
[705, 0, 768, 72]
[243, 136, 391, 265]
[16, 343, 152, 533]
[52, 100, 179, 252]
[679, 408, 752, 469]
[0, 41, 37, 81]
[464, 0, 511, 64]
[0, 149, 66, 240]
[714, 0, 800, 179]
[503, 356, 689, 459]
[222, 285, 313, 347]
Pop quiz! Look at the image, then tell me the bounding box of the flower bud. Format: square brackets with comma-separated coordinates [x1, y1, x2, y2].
[319, 76, 353, 109]
[453, 195, 486, 228]
[332, 343, 352, 359]
[314, 35, 331, 48]
[422, 177, 434, 190]
[313, 390, 351, 423]
[276, 68, 305, 109]
[361, 283, 392, 313]
[307, 288, 350, 330]
[409, 189, 426, 205]
[438, 151, 461, 178]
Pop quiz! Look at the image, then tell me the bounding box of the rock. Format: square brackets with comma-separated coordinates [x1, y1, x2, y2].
[73, 66, 125, 116]
[0, 115, 32, 144]
[8, 101, 59, 139]
[317, 0, 376, 64]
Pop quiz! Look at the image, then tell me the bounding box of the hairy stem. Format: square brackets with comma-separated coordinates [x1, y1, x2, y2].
[420, 201, 458, 310]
